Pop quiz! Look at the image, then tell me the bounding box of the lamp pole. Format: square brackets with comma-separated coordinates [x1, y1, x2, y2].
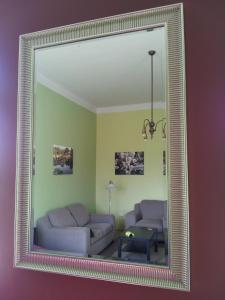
[107, 180, 115, 215]
[108, 188, 112, 215]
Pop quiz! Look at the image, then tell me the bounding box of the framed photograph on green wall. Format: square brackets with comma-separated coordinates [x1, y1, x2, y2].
[53, 145, 73, 175]
[115, 152, 144, 175]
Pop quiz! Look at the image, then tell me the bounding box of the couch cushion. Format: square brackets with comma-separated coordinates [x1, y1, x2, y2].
[67, 203, 90, 226]
[48, 208, 77, 227]
[135, 218, 163, 232]
[87, 223, 113, 244]
[140, 200, 165, 219]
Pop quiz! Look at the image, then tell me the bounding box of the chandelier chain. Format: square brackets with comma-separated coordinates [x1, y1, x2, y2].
[151, 53, 154, 122]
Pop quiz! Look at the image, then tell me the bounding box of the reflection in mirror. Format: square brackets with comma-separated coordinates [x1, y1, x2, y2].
[32, 26, 169, 267]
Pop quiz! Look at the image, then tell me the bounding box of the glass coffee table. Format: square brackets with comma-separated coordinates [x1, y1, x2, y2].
[118, 226, 158, 263]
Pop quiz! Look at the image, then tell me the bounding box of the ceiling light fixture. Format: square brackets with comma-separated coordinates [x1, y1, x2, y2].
[142, 50, 166, 140]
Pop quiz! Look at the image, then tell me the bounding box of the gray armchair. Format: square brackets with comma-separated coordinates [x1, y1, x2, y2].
[37, 203, 115, 256]
[124, 200, 168, 232]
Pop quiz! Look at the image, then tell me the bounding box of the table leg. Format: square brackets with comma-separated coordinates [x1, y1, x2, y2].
[154, 230, 158, 252]
[118, 238, 123, 258]
[146, 240, 151, 263]
[165, 243, 168, 255]
[164, 231, 168, 255]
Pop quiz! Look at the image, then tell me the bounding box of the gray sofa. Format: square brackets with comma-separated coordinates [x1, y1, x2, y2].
[37, 203, 115, 256]
[124, 200, 167, 232]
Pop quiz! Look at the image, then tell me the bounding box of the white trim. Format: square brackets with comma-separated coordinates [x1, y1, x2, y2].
[96, 102, 165, 114]
[37, 73, 96, 113]
[37, 74, 165, 114]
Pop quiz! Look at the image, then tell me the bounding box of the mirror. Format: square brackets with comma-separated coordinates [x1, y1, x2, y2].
[32, 26, 168, 266]
[15, 3, 189, 290]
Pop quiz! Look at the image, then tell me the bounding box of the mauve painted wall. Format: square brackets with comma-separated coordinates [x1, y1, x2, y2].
[0, 0, 225, 299]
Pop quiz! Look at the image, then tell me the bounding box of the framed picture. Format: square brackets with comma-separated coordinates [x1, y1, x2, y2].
[53, 145, 73, 175]
[115, 152, 144, 175]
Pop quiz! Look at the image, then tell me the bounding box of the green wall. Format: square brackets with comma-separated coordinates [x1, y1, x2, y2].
[32, 83, 96, 224]
[96, 110, 167, 229]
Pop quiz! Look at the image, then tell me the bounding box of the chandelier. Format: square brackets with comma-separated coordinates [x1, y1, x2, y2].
[142, 50, 166, 140]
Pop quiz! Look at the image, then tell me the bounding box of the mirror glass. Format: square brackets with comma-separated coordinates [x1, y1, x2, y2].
[31, 26, 169, 267]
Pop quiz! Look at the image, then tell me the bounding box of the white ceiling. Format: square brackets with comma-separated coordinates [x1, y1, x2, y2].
[35, 27, 166, 113]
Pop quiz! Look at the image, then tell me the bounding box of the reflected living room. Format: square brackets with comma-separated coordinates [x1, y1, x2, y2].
[31, 27, 169, 266]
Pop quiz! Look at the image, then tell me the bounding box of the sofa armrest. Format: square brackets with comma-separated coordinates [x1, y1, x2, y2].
[124, 210, 140, 229]
[51, 227, 90, 254]
[38, 222, 90, 255]
[90, 214, 115, 227]
[163, 216, 168, 230]
[163, 201, 168, 230]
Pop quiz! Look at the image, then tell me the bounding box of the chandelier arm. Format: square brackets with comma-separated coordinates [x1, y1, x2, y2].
[162, 121, 167, 138]
[142, 119, 150, 138]
[155, 118, 166, 131]
[143, 119, 150, 126]
[162, 121, 166, 130]
[144, 119, 150, 123]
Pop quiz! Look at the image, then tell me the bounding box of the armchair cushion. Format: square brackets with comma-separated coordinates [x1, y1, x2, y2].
[87, 223, 113, 245]
[90, 214, 115, 226]
[48, 208, 77, 227]
[140, 200, 164, 219]
[135, 218, 163, 231]
[67, 203, 89, 226]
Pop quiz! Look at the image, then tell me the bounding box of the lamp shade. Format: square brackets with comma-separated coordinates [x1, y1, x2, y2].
[107, 180, 116, 191]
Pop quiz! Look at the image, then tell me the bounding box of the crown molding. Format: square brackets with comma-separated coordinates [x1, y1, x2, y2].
[96, 102, 165, 114]
[37, 73, 96, 113]
[37, 74, 165, 114]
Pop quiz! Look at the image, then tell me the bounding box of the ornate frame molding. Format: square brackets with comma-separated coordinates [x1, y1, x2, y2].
[15, 3, 190, 290]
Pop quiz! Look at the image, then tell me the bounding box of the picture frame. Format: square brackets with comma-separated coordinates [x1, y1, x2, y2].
[53, 145, 73, 175]
[15, 3, 189, 290]
[115, 152, 144, 175]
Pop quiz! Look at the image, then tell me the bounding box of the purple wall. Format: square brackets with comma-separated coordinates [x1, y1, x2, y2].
[0, 0, 225, 299]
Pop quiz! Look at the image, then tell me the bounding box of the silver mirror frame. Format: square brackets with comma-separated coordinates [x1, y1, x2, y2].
[15, 3, 190, 290]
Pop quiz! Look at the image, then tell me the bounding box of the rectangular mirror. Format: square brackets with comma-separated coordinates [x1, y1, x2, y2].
[15, 3, 190, 290]
[33, 26, 168, 266]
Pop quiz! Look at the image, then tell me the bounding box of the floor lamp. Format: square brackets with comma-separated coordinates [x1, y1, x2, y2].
[106, 180, 116, 215]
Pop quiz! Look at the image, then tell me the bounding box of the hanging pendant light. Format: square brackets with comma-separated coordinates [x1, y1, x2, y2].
[141, 50, 166, 140]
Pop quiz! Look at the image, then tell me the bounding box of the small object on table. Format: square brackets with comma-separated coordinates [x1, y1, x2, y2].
[125, 231, 135, 238]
